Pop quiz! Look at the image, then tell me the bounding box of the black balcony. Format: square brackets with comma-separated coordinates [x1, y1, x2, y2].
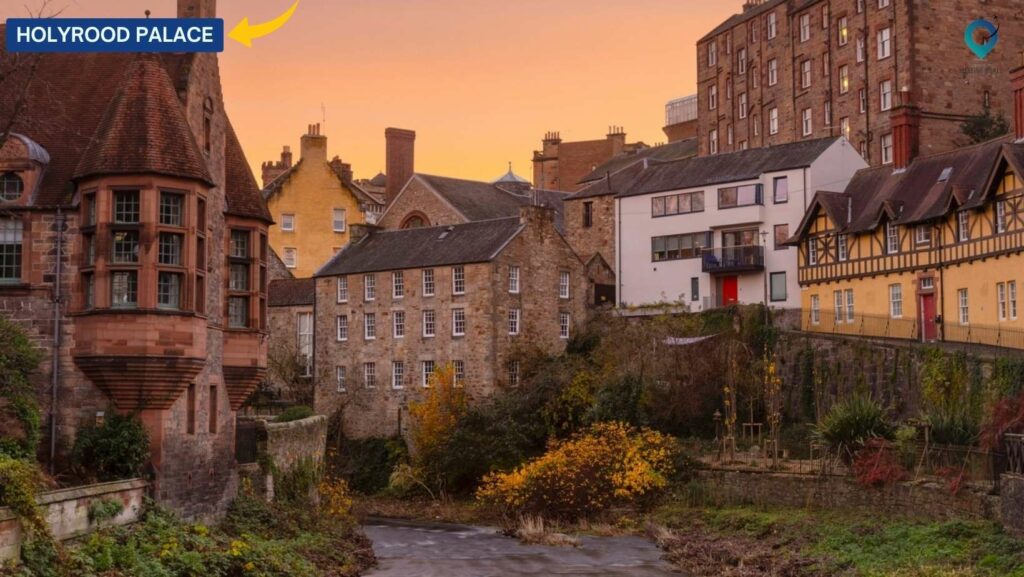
[701, 245, 765, 274]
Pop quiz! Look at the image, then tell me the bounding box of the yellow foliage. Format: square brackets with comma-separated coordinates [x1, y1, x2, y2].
[408, 363, 467, 468]
[319, 477, 353, 519]
[477, 422, 677, 520]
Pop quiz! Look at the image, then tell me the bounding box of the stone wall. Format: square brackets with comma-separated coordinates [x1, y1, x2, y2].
[377, 176, 465, 230]
[0, 479, 147, 561]
[263, 415, 328, 473]
[696, 468, 1000, 522]
[1002, 475, 1024, 536]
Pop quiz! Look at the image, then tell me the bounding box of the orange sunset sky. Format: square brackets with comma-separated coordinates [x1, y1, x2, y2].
[20, 0, 740, 183]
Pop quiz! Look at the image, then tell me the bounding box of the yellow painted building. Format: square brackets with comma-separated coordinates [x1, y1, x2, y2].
[263, 124, 384, 278]
[791, 131, 1024, 351]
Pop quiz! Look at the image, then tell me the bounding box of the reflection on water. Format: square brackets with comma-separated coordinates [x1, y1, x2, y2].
[363, 518, 679, 577]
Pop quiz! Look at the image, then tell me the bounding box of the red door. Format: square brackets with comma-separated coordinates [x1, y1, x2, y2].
[722, 276, 739, 306]
[920, 293, 937, 341]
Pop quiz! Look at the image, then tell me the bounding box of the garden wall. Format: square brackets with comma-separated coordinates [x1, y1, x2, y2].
[696, 468, 1000, 522]
[0, 478, 147, 561]
[1001, 474, 1024, 535]
[236, 415, 328, 500]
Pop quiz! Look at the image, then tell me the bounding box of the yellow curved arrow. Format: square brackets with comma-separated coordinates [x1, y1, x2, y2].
[229, 0, 300, 47]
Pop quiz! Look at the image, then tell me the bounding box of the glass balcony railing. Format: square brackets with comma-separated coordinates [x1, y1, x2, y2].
[701, 245, 765, 274]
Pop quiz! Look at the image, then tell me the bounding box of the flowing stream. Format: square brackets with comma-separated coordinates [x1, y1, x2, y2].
[362, 518, 679, 576]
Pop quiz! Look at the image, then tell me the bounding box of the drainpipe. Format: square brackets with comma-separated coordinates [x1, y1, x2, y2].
[50, 208, 65, 474]
[616, 196, 623, 307]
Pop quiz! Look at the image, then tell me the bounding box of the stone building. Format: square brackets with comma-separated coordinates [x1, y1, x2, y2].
[562, 138, 699, 306]
[377, 128, 570, 231]
[262, 124, 385, 277]
[789, 66, 1024, 350]
[696, 0, 1023, 166]
[312, 206, 588, 438]
[266, 277, 315, 405]
[532, 128, 648, 192]
[0, 0, 271, 517]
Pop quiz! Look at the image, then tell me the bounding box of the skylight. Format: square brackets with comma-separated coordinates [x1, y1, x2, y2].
[938, 167, 953, 182]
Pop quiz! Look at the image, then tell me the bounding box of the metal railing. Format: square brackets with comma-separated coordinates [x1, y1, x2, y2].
[1008, 434, 1024, 476]
[799, 309, 1024, 351]
[702, 245, 765, 274]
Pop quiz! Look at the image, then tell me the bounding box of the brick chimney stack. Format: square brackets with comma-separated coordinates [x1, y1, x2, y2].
[261, 145, 293, 188]
[300, 123, 327, 164]
[607, 126, 627, 155]
[177, 0, 216, 18]
[330, 156, 354, 186]
[385, 128, 415, 206]
[890, 89, 920, 171]
[1012, 55, 1024, 142]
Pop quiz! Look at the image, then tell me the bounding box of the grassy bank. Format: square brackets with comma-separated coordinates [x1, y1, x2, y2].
[650, 498, 1024, 577]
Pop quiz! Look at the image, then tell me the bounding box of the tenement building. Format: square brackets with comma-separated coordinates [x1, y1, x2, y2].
[696, 0, 1022, 165]
[616, 137, 865, 309]
[790, 67, 1024, 351]
[313, 206, 587, 438]
[262, 124, 384, 277]
[0, 0, 272, 517]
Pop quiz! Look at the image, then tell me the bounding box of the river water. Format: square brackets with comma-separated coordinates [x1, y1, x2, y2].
[363, 518, 679, 576]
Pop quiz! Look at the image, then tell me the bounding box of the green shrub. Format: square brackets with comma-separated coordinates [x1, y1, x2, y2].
[275, 405, 314, 423]
[335, 436, 407, 494]
[815, 396, 895, 457]
[926, 411, 979, 447]
[274, 457, 322, 504]
[72, 413, 150, 482]
[0, 454, 45, 533]
[0, 316, 44, 459]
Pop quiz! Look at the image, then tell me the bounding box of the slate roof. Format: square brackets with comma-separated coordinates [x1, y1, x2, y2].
[577, 138, 698, 187]
[225, 123, 273, 221]
[73, 55, 213, 185]
[791, 135, 1018, 240]
[0, 29, 270, 221]
[268, 278, 315, 307]
[615, 137, 840, 198]
[418, 174, 529, 221]
[316, 217, 524, 277]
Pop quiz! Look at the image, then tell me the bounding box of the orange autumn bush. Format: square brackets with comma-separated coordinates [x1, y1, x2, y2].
[476, 422, 677, 520]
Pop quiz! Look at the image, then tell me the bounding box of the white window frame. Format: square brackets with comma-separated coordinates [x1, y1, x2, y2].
[880, 80, 893, 112]
[332, 208, 346, 233]
[801, 60, 812, 89]
[393, 271, 404, 299]
[769, 108, 779, 135]
[810, 295, 821, 324]
[452, 266, 466, 296]
[336, 277, 348, 303]
[364, 274, 376, 301]
[838, 16, 849, 45]
[707, 41, 717, 67]
[281, 213, 295, 232]
[999, 282, 1008, 321]
[336, 366, 346, 393]
[802, 108, 813, 136]
[877, 27, 891, 60]
[422, 309, 436, 337]
[737, 47, 747, 74]
[393, 310, 405, 339]
[364, 312, 376, 340]
[1011, 281, 1019, 320]
[453, 360, 466, 386]
[799, 13, 810, 42]
[881, 133, 894, 165]
[833, 290, 844, 324]
[363, 362, 376, 389]
[889, 284, 903, 319]
[996, 201, 1008, 233]
[958, 211, 970, 242]
[916, 225, 931, 245]
[283, 247, 297, 269]
[421, 360, 435, 388]
[507, 360, 521, 387]
[886, 222, 899, 254]
[845, 289, 855, 323]
[508, 265, 520, 294]
[839, 65, 850, 94]
[508, 308, 521, 336]
[739, 92, 748, 119]
[837, 234, 848, 262]
[422, 268, 435, 296]
[856, 37, 865, 63]
[709, 129, 719, 154]
[767, 58, 778, 86]
[807, 239, 819, 265]
[392, 361, 405, 389]
[958, 288, 969, 325]
[708, 85, 718, 111]
[297, 312, 313, 377]
[336, 314, 348, 342]
[859, 88, 868, 113]
[559, 271, 570, 299]
[559, 312, 570, 339]
[452, 308, 466, 337]
[767, 12, 777, 39]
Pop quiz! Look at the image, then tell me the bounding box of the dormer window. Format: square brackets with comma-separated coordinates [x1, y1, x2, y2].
[0, 172, 23, 202]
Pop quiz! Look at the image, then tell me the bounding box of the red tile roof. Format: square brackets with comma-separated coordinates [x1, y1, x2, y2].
[73, 54, 213, 185]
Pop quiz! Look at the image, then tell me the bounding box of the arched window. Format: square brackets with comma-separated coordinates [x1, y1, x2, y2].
[401, 214, 427, 229]
[0, 172, 24, 202]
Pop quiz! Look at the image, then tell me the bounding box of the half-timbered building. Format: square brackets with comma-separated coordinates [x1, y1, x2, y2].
[790, 66, 1024, 350]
